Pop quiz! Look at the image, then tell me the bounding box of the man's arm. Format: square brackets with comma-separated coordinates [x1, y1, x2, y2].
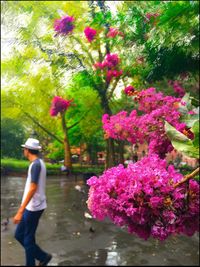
[13, 183, 38, 224]
[13, 160, 41, 224]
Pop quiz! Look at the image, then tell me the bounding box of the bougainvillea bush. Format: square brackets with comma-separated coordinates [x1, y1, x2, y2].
[87, 154, 199, 241]
[87, 87, 199, 241]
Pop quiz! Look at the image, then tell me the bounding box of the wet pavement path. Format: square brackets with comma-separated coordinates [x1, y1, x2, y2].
[1, 176, 199, 266]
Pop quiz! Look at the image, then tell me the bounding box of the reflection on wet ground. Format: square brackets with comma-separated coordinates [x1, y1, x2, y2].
[1, 176, 199, 266]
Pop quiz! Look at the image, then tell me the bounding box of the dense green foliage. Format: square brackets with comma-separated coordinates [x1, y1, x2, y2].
[1, 118, 26, 159]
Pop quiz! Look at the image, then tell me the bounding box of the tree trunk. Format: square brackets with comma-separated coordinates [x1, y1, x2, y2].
[118, 140, 125, 164]
[61, 112, 72, 170]
[87, 144, 98, 165]
[105, 138, 115, 169]
[101, 95, 116, 169]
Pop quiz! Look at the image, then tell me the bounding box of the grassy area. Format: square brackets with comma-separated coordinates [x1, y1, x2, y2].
[1, 158, 198, 179]
[1, 158, 104, 176]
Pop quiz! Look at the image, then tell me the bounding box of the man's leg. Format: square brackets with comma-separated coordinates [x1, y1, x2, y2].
[15, 215, 25, 246]
[23, 209, 49, 266]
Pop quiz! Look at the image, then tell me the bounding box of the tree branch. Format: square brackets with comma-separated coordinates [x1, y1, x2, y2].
[107, 77, 120, 100]
[23, 111, 63, 144]
[174, 167, 199, 188]
[34, 37, 86, 70]
[96, 0, 110, 54]
[72, 35, 95, 66]
[67, 99, 98, 130]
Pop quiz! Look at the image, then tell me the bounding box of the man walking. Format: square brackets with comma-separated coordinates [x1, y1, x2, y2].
[13, 138, 52, 266]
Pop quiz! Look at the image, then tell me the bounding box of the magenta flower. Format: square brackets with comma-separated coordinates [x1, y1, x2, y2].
[93, 53, 123, 83]
[188, 110, 196, 115]
[105, 53, 119, 68]
[93, 61, 108, 69]
[54, 15, 75, 36]
[150, 196, 164, 209]
[84, 27, 97, 42]
[168, 80, 185, 97]
[124, 85, 135, 96]
[94, 54, 119, 70]
[145, 12, 159, 23]
[106, 69, 123, 82]
[107, 27, 124, 38]
[50, 96, 73, 117]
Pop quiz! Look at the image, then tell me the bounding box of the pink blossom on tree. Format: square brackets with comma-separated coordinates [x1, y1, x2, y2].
[145, 12, 159, 23]
[54, 15, 75, 36]
[106, 69, 123, 82]
[105, 53, 120, 68]
[124, 85, 135, 96]
[94, 53, 123, 82]
[94, 53, 120, 70]
[84, 27, 97, 42]
[94, 61, 108, 69]
[169, 80, 185, 98]
[107, 27, 124, 38]
[50, 96, 73, 117]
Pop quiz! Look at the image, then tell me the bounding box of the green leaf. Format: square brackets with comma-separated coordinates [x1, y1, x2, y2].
[165, 121, 189, 142]
[178, 93, 192, 114]
[165, 121, 199, 158]
[179, 93, 199, 128]
[170, 140, 199, 159]
[192, 120, 199, 147]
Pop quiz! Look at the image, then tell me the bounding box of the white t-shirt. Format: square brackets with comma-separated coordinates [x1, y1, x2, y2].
[22, 158, 47, 211]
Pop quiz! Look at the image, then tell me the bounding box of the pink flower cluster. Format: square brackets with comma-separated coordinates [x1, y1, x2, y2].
[168, 80, 185, 98]
[84, 27, 97, 42]
[87, 154, 199, 241]
[145, 13, 159, 20]
[94, 53, 123, 82]
[50, 96, 73, 116]
[124, 85, 135, 96]
[107, 27, 124, 38]
[94, 53, 119, 69]
[102, 88, 190, 158]
[106, 69, 123, 82]
[54, 15, 75, 36]
[144, 12, 159, 23]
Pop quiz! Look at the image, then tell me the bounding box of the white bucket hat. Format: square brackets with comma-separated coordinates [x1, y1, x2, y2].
[21, 138, 42, 150]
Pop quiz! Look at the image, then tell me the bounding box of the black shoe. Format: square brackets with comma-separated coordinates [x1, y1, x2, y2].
[38, 254, 52, 266]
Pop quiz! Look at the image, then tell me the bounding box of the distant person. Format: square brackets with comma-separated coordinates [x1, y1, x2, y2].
[13, 138, 52, 266]
[132, 152, 138, 162]
[174, 154, 182, 168]
[124, 158, 133, 166]
[60, 164, 70, 176]
[142, 150, 146, 157]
